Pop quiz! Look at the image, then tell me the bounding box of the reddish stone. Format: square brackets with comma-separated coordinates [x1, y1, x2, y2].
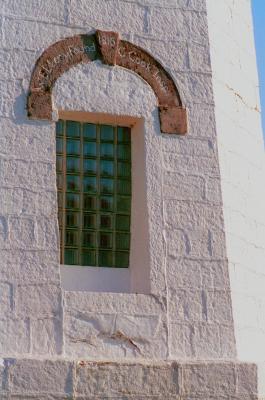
[27, 90, 53, 120]
[159, 106, 187, 135]
[96, 30, 120, 66]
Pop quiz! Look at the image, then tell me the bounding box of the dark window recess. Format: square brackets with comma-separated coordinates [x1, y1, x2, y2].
[56, 120, 131, 268]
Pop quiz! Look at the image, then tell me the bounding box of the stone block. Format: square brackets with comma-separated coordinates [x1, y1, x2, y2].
[163, 172, 206, 201]
[173, 72, 214, 105]
[0, 188, 24, 215]
[69, 0, 145, 33]
[31, 318, 62, 355]
[15, 284, 61, 318]
[163, 152, 219, 176]
[181, 363, 237, 396]
[0, 319, 30, 354]
[206, 176, 222, 203]
[170, 323, 195, 358]
[36, 217, 59, 250]
[9, 217, 37, 249]
[167, 258, 202, 289]
[0, 80, 22, 118]
[3, 0, 66, 23]
[162, 136, 216, 158]
[236, 364, 258, 396]
[9, 359, 73, 396]
[0, 282, 13, 316]
[169, 288, 204, 322]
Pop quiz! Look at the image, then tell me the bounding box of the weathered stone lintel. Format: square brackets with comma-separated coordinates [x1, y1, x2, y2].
[0, 358, 257, 399]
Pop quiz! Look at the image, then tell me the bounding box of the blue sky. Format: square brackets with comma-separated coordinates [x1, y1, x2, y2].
[252, 0, 265, 142]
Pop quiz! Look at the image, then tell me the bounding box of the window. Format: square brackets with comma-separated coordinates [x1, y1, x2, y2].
[56, 120, 131, 268]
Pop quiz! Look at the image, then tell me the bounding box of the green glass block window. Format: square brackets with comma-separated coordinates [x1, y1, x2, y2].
[56, 120, 131, 268]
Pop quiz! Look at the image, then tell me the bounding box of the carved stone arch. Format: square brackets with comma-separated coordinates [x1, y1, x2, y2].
[27, 30, 187, 134]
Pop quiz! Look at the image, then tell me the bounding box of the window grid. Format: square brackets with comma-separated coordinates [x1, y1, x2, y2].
[56, 120, 131, 268]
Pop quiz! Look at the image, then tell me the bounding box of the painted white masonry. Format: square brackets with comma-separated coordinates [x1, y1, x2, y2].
[0, 0, 262, 398]
[207, 0, 265, 395]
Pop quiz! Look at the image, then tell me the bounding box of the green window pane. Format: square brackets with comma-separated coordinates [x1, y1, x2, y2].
[99, 251, 113, 267]
[117, 162, 130, 178]
[118, 127, 130, 143]
[116, 233, 130, 250]
[81, 250, 96, 266]
[117, 144, 130, 160]
[67, 157, 80, 173]
[67, 175, 80, 192]
[99, 232, 112, 249]
[64, 249, 79, 265]
[84, 159, 97, 175]
[117, 179, 131, 195]
[57, 174, 63, 191]
[100, 196, 114, 212]
[66, 212, 80, 228]
[83, 176, 97, 193]
[116, 215, 130, 231]
[56, 156, 63, 173]
[56, 138, 63, 153]
[83, 213, 96, 229]
[66, 121, 80, 137]
[83, 123, 96, 140]
[83, 195, 97, 211]
[100, 160, 114, 177]
[100, 125, 114, 141]
[83, 231, 96, 248]
[56, 120, 64, 136]
[100, 178, 114, 194]
[116, 196, 131, 214]
[65, 230, 79, 246]
[83, 142, 97, 157]
[100, 143, 114, 158]
[100, 214, 112, 230]
[115, 252, 129, 268]
[67, 139, 80, 155]
[66, 193, 80, 209]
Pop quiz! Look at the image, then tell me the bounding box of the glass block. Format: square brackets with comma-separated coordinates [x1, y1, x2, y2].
[83, 142, 97, 157]
[117, 144, 130, 160]
[64, 248, 78, 265]
[116, 196, 131, 214]
[83, 176, 97, 193]
[99, 232, 112, 249]
[66, 193, 80, 209]
[115, 252, 129, 268]
[118, 127, 130, 143]
[83, 123, 96, 140]
[83, 231, 96, 248]
[100, 214, 112, 230]
[100, 143, 114, 158]
[56, 138, 63, 153]
[117, 179, 131, 195]
[67, 157, 80, 173]
[56, 174, 63, 190]
[66, 212, 80, 228]
[100, 125, 114, 141]
[56, 156, 63, 173]
[116, 214, 130, 231]
[117, 162, 130, 178]
[67, 139, 80, 155]
[67, 175, 80, 192]
[83, 195, 97, 211]
[84, 159, 97, 175]
[65, 230, 79, 246]
[57, 192, 63, 208]
[100, 196, 114, 212]
[100, 160, 114, 177]
[83, 213, 96, 229]
[99, 251, 113, 267]
[100, 178, 114, 194]
[116, 233, 130, 250]
[81, 250, 96, 266]
[56, 120, 64, 136]
[66, 121, 80, 137]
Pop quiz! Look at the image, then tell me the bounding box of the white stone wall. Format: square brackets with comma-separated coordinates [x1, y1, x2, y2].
[207, 0, 265, 395]
[0, 0, 237, 364]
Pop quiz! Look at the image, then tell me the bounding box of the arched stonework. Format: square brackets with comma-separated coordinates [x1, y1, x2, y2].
[27, 30, 187, 134]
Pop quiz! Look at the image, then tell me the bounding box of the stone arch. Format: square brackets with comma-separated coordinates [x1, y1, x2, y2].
[27, 30, 187, 134]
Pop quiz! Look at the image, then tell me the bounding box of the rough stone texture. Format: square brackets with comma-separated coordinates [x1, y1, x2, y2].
[0, 359, 258, 399]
